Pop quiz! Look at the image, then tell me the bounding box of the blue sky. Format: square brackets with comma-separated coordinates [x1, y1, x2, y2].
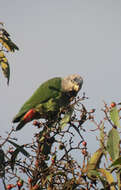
[0, 0, 121, 163]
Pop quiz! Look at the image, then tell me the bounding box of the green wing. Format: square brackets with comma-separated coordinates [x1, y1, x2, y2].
[13, 77, 62, 122]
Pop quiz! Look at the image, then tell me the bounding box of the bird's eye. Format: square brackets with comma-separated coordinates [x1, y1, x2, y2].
[73, 78, 78, 83]
[71, 79, 75, 83]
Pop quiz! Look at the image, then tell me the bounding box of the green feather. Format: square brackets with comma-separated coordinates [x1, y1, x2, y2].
[13, 77, 62, 122]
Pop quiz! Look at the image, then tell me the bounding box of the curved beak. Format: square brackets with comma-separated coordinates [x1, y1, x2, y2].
[73, 84, 79, 92]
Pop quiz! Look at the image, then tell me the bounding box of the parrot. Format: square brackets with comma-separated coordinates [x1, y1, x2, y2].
[13, 74, 83, 131]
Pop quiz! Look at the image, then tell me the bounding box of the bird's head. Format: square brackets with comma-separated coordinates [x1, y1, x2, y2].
[62, 74, 83, 93]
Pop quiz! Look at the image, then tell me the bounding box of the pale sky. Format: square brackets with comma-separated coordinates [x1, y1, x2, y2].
[0, 0, 121, 161]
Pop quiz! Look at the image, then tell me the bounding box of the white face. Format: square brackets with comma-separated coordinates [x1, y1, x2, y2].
[68, 74, 83, 87]
[62, 74, 83, 92]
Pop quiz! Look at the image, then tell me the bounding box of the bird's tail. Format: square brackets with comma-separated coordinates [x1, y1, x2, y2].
[15, 109, 37, 131]
[16, 120, 26, 131]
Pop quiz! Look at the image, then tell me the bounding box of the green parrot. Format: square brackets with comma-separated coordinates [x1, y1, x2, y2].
[13, 74, 83, 131]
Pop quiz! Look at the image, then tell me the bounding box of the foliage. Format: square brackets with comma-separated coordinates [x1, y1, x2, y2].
[0, 95, 121, 190]
[0, 22, 19, 85]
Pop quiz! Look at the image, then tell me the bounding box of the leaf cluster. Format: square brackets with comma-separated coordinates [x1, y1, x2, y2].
[0, 22, 19, 85]
[0, 97, 121, 190]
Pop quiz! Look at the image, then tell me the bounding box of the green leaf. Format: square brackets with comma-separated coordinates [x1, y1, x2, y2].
[0, 51, 10, 85]
[0, 148, 5, 178]
[106, 128, 120, 161]
[87, 148, 103, 180]
[0, 149, 5, 165]
[7, 140, 30, 157]
[10, 145, 28, 170]
[0, 37, 19, 52]
[40, 143, 51, 155]
[39, 136, 45, 143]
[98, 169, 115, 190]
[110, 107, 121, 128]
[100, 122, 107, 160]
[110, 156, 121, 168]
[46, 174, 53, 182]
[1, 28, 10, 39]
[87, 148, 103, 171]
[60, 108, 73, 129]
[10, 148, 20, 170]
[87, 169, 100, 180]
